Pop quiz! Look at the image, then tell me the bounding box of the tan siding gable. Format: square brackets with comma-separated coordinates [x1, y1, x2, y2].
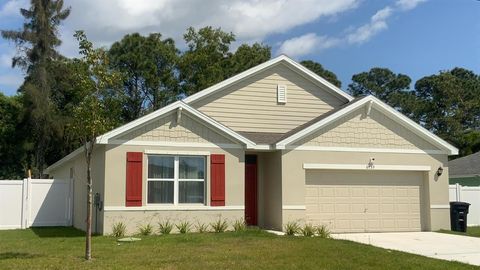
[191, 63, 346, 133]
[297, 108, 441, 150]
[117, 112, 236, 144]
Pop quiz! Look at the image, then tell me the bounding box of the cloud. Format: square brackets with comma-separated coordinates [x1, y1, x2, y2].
[0, 0, 28, 17]
[278, 0, 427, 58]
[58, 0, 360, 56]
[395, 0, 428, 11]
[277, 33, 340, 58]
[346, 6, 392, 44]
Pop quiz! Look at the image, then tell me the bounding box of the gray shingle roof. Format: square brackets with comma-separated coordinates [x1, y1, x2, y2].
[449, 152, 480, 176]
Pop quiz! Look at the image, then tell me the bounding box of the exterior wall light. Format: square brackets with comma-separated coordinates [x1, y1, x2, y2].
[436, 166, 443, 177]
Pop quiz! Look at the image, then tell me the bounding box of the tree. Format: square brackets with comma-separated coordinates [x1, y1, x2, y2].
[108, 33, 179, 121]
[227, 43, 271, 76]
[0, 93, 28, 178]
[347, 68, 414, 114]
[70, 31, 121, 260]
[179, 26, 236, 96]
[300, 60, 342, 88]
[47, 58, 95, 163]
[413, 68, 480, 156]
[1, 0, 70, 177]
[178, 27, 272, 97]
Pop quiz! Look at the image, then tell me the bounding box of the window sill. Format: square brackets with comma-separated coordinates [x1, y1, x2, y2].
[104, 205, 244, 212]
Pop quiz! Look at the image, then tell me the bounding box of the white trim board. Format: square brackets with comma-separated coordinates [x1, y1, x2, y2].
[303, 163, 431, 171]
[104, 205, 245, 212]
[183, 55, 353, 105]
[288, 145, 447, 155]
[111, 140, 242, 149]
[430, 204, 450, 209]
[276, 95, 458, 155]
[283, 205, 306, 210]
[144, 150, 211, 156]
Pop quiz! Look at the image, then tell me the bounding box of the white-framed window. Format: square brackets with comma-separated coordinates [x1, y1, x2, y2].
[147, 155, 205, 205]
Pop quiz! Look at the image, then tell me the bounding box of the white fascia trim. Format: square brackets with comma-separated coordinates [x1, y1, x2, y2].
[287, 145, 447, 155]
[47, 102, 255, 173]
[98, 102, 256, 148]
[110, 140, 243, 149]
[430, 204, 450, 209]
[251, 144, 274, 150]
[283, 205, 306, 210]
[104, 205, 245, 212]
[281, 56, 353, 101]
[368, 96, 458, 155]
[144, 149, 211, 156]
[97, 100, 182, 144]
[303, 163, 431, 171]
[276, 95, 458, 155]
[276, 97, 371, 148]
[183, 55, 353, 105]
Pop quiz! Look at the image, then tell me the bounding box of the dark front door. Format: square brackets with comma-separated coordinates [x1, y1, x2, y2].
[245, 155, 258, 226]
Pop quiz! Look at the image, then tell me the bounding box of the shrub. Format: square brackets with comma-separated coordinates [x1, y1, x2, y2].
[233, 219, 246, 232]
[195, 222, 209, 233]
[210, 217, 228, 233]
[316, 225, 331, 239]
[284, 221, 300, 236]
[176, 221, 191, 234]
[138, 223, 153, 236]
[301, 224, 315, 237]
[158, 220, 174, 235]
[112, 221, 127, 238]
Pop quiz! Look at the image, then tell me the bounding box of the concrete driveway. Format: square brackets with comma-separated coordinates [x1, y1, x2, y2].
[332, 232, 480, 266]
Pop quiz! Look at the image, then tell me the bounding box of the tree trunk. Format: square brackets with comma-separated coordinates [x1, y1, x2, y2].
[85, 149, 93, 260]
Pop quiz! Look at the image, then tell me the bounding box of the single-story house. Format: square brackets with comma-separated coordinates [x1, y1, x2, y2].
[46, 55, 458, 235]
[449, 152, 480, 187]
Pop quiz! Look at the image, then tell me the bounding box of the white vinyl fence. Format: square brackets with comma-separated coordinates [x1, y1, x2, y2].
[0, 178, 72, 229]
[449, 184, 480, 226]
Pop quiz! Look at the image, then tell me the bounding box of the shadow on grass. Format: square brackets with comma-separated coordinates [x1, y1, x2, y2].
[31, 226, 85, 238]
[0, 252, 42, 260]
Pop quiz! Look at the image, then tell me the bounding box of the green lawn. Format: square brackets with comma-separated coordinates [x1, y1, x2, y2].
[439, 226, 480, 238]
[0, 227, 478, 270]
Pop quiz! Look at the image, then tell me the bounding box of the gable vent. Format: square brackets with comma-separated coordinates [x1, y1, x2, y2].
[277, 84, 287, 104]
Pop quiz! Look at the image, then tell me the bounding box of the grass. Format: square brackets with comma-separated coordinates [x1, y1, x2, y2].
[0, 227, 477, 270]
[439, 226, 480, 238]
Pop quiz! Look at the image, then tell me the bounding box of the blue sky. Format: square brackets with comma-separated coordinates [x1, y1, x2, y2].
[0, 0, 479, 95]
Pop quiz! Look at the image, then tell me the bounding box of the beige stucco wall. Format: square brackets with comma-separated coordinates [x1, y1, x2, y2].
[102, 144, 245, 235]
[104, 144, 244, 207]
[299, 107, 441, 151]
[102, 109, 247, 235]
[104, 210, 244, 235]
[191, 63, 347, 133]
[280, 150, 450, 231]
[48, 146, 106, 234]
[256, 151, 283, 230]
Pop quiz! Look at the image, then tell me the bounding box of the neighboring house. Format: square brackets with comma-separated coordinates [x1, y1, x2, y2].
[46, 55, 458, 235]
[449, 152, 480, 187]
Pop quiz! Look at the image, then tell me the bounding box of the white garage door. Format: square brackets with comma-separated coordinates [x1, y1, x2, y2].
[305, 170, 424, 233]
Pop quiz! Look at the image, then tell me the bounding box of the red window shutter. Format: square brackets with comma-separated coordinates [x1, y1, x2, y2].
[210, 154, 225, 206]
[126, 152, 143, 207]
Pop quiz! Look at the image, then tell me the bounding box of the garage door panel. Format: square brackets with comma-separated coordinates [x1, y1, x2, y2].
[305, 170, 423, 233]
